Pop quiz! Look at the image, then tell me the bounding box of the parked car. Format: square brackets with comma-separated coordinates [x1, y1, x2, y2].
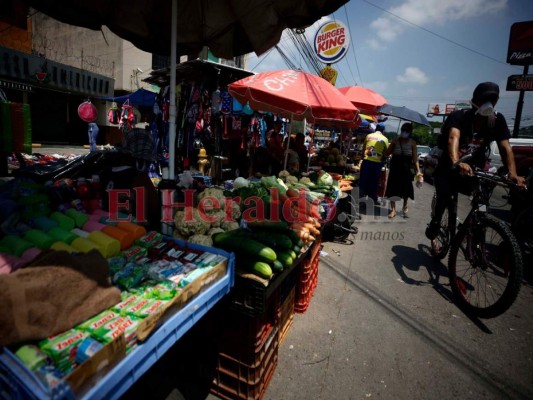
[416, 145, 431, 174]
[488, 138, 533, 175]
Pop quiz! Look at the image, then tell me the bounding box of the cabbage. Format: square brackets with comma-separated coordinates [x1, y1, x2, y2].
[233, 177, 250, 190]
[317, 172, 333, 186]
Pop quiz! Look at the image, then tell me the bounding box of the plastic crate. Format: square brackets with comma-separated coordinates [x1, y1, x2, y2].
[294, 241, 320, 314]
[230, 252, 304, 317]
[217, 305, 277, 366]
[277, 287, 295, 345]
[211, 327, 278, 400]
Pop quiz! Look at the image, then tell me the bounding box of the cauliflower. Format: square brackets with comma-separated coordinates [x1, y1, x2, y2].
[174, 207, 210, 237]
[228, 200, 241, 220]
[197, 187, 226, 210]
[187, 234, 213, 247]
[208, 227, 224, 236]
[206, 209, 226, 228]
[299, 176, 314, 187]
[221, 220, 240, 231]
[286, 175, 298, 185]
[278, 170, 290, 179]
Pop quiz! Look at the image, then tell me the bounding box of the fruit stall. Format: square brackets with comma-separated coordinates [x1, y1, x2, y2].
[0, 162, 337, 399]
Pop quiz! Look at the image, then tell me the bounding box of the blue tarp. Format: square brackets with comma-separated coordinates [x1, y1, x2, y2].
[100, 88, 157, 107]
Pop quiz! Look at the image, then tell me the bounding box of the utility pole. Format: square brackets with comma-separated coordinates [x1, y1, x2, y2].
[512, 65, 529, 138]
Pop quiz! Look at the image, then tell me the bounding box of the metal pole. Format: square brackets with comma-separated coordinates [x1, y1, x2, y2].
[512, 65, 529, 138]
[166, 0, 178, 179]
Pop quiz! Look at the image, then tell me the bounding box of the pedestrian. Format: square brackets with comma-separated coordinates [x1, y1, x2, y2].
[295, 132, 308, 172]
[88, 122, 99, 152]
[266, 121, 284, 175]
[357, 123, 389, 205]
[384, 122, 421, 218]
[425, 81, 525, 239]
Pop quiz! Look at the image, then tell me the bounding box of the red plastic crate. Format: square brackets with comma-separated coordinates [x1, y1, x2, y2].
[211, 327, 278, 400]
[294, 256, 319, 313]
[277, 287, 295, 345]
[218, 305, 276, 366]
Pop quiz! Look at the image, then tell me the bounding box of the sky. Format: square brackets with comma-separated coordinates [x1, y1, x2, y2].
[245, 0, 533, 131]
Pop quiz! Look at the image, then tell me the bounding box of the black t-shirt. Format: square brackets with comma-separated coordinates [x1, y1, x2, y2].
[436, 108, 510, 171]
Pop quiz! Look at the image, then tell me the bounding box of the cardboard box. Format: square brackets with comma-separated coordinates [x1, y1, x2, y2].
[136, 258, 228, 342]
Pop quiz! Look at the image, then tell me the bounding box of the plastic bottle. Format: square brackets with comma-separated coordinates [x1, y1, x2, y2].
[75, 177, 90, 211]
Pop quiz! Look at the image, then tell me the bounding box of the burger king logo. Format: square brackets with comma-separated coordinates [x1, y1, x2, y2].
[314, 21, 350, 64]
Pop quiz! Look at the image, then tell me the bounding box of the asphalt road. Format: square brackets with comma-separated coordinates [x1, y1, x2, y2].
[264, 181, 533, 400]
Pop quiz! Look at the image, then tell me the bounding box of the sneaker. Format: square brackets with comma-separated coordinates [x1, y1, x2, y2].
[425, 220, 440, 240]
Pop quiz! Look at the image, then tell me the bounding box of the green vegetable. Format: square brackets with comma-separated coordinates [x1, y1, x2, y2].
[285, 230, 304, 247]
[267, 232, 293, 250]
[212, 232, 277, 263]
[241, 260, 272, 279]
[288, 250, 297, 260]
[293, 245, 301, 254]
[260, 176, 288, 194]
[247, 221, 289, 231]
[271, 260, 284, 272]
[276, 251, 294, 267]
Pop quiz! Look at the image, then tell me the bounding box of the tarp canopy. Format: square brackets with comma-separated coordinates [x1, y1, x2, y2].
[100, 88, 157, 107]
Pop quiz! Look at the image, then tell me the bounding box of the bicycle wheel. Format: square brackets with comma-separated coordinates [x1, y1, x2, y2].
[448, 213, 523, 318]
[430, 193, 451, 260]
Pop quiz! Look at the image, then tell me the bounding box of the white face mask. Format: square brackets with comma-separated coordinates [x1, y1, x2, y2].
[400, 131, 410, 138]
[475, 101, 496, 127]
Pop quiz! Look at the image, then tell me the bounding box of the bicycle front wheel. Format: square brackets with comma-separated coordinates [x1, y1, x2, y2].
[448, 214, 523, 318]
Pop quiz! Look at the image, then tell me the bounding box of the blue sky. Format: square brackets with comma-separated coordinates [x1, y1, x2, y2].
[245, 0, 533, 130]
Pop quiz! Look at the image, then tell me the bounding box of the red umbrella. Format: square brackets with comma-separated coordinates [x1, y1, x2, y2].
[338, 86, 387, 114]
[229, 70, 359, 125]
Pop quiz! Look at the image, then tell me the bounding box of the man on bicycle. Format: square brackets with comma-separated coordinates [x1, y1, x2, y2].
[425, 82, 525, 240]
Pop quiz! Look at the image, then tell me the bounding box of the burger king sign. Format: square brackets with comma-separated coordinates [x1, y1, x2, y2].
[314, 21, 350, 64]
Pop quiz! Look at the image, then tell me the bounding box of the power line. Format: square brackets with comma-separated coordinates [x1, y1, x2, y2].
[341, 6, 361, 85]
[360, 0, 523, 70]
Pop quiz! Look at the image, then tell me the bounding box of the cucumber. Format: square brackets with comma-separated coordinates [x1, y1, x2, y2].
[247, 221, 289, 231]
[250, 231, 278, 248]
[242, 260, 273, 279]
[267, 233, 293, 250]
[288, 250, 297, 260]
[293, 245, 301, 254]
[213, 233, 277, 263]
[277, 251, 294, 267]
[284, 230, 304, 248]
[271, 260, 284, 272]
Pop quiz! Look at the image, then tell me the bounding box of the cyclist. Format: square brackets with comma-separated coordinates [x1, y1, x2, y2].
[425, 82, 525, 240]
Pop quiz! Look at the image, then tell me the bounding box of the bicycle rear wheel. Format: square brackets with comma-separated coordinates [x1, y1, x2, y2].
[430, 193, 451, 260]
[448, 214, 523, 318]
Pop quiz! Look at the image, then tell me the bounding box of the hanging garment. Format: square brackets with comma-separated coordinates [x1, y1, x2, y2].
[232, 98, 243, 114]
[220, 90, 232, 114]
[108, 101, 121, 124]
[211, 89, 221, 114]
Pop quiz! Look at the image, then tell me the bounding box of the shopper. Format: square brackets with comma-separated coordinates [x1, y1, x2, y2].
[88, 122, 99, 152]
[266, 121, 284, 176]
[384, 122, 420, 218]
[295, 132, 308, 172]
[358, 123, 389, 205]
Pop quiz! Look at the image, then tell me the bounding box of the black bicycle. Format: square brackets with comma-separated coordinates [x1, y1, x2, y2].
[429, 163, 524, 318]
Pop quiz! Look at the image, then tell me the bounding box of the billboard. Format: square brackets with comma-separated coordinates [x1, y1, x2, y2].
[506, 74, 533, 91]
[507, 21, 533, 65]
[427, 103, 458, 116]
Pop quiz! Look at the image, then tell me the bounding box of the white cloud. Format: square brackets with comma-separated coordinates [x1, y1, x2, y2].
[396, 67, 429, 84]
[369, 0, 508, 45]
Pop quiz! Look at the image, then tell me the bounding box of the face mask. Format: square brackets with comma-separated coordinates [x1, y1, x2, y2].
[475, 101, 496, 128]
[400, 131, 410, 138]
